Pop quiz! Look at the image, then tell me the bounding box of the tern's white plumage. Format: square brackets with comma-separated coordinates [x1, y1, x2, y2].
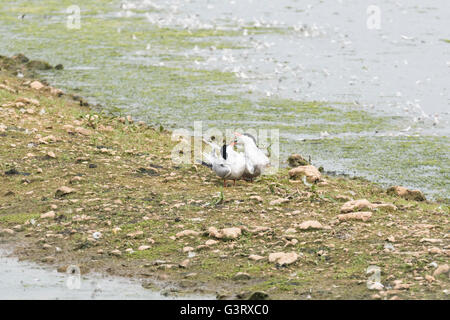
[201, 140, 246, 187]
[235, 133, 269, 182]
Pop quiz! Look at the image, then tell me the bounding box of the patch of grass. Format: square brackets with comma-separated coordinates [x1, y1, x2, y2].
[0, 213, 40, 225]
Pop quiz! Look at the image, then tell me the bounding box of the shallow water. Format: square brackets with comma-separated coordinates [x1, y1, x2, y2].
[0, 248, 212, 300]
[0, 0, 448, 198]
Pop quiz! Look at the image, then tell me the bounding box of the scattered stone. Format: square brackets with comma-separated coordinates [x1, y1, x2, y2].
[98, 125, 114, 132]
[285, 238, 298, 247]
[433, 264, 449, 277]
[183, 247, 194, 253]
[16, 97, 40, 106]
[50, 87, 64, 96]
[420, 238, 442, 244]
[63, 124, 74, 133]
[392, 280, 411, 290]
[233, 272, 251, 281]
[208, 227, 242, 240]
[373, 203, 398, 211]
[288, 165, 321, 183]
[269, 198, 289, 206]
[110, 250, 122, 257]
[0, 229, 15, 236]
[367, 282, 384, 291]
[298, 220, 323, 230]
[428, 247, 443, 254]
[335, 194, 353, 202]
[26, 60, 53, 71]
[205, 240, 218, 246]
[386, 236, 396, 243]
[38, 135, 59, 144]
[248, 254, 265, 261]
[222, 227, 242, 240]
[70, 176, 83, 184]
[0, 83, 15, 93]
[387, 186, 426, 201]
[337, 211, 372, 222]
[30, 80, 45, 90]
[179, 259, 190, 268]
[340, 199, 396, 213]
[287, 154, 309, 167]
[60, 265, 89, 274]
[74, 127, 92, 136]
[176, 230, 200, 238]
[138, 245, 151, 251]
[55, 186, 75, 198]
[268, 252, 298, 266]
[46, 151, 56, 159]
[41, 256, 56, 263]
[127, 231, 144, 239]
[56, 265, 67, 273]
[284, 228, 296, 234]
[341, 199, 372, 212]
[249, 195, 263, 202]
[40, 211, 56, 219]
[247, 226, 271, 234]
[247, 291, 269, 300]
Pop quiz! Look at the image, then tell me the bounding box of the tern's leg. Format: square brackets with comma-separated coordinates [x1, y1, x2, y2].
[223, 179, 226, 187]
[233, 179, 236, 186]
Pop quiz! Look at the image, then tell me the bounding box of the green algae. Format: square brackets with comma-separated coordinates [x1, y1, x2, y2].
[0, 0, 447, 201]
[297, 135, 450, 200]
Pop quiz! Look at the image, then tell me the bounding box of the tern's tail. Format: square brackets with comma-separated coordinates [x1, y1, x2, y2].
[197, 160, 213, 169]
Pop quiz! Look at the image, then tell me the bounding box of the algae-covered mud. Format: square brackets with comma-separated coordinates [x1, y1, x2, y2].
[0, 0, 448, 199]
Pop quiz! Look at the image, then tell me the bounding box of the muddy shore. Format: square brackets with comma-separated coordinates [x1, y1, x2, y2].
[0, 55, 448, 300]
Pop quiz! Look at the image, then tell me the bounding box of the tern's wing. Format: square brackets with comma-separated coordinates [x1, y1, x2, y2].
[258, 149, 270, 166]
[248, 145, 269, 167]
[213, 163, 231, 178]
[202, 148, 218, 166]
[245, 154, 255, 175]
[203, 139, 221, 152]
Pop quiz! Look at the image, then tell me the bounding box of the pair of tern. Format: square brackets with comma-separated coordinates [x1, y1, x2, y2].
[201, 132, 270, 187]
